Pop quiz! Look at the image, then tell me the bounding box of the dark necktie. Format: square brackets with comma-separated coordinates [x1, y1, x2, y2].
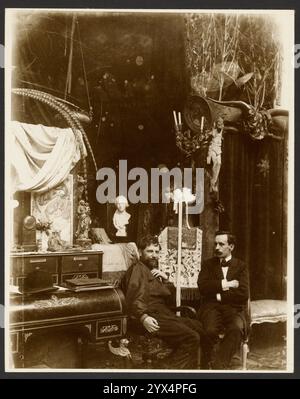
[220, 259, 229, 267]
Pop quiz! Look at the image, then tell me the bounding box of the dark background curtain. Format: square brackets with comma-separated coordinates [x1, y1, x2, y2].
[219, 131, 287, 300]
[12, 12, 188, 240]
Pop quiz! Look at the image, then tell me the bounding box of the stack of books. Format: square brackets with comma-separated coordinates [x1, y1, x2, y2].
[64, 278, 114, 292]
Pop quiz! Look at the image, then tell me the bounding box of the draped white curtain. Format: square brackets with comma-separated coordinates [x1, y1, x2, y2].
[10, 121, 87, 193]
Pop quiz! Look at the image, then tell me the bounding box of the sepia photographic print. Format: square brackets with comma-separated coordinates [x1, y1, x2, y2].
[4, 8, 294, 373]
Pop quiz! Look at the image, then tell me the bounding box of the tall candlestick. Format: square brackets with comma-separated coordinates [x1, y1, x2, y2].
[200, 116, 204, 132]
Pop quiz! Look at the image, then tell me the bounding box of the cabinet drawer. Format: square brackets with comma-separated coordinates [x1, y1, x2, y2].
[16, 273, 58, 287]
[61, 254, 100, 273]
[11, 256, 59, 276]
[96, 318, 125, 340]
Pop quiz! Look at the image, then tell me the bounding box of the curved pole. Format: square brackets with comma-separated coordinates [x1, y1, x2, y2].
[13, 88, 97, 173]
[11, 88, 98, 201]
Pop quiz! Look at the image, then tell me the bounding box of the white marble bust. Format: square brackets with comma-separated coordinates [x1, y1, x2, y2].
[113, 196, 131, 237]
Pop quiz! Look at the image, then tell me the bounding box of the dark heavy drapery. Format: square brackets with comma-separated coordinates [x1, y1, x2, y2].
[219, 131, 287, 300]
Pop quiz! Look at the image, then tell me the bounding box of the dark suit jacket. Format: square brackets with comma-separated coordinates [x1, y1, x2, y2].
[121, 261, 175, 321]
[197, 257, 249, 311]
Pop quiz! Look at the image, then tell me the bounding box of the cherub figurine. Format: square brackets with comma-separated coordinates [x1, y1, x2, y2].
[207, 117, 224, 192]
[113, 196, 131, 237]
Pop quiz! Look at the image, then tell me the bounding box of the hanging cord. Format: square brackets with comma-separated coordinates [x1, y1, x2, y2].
[12, 88, 98, 201]
[64, 15, 68, 57]
[64, 14, 76, 100]
[76, 17, 92, 115]
[61, 15, 97, 171]
[96, 101, 103, 146]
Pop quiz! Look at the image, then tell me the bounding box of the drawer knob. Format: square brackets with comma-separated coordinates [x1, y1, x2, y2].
[78, 263, 83, 269]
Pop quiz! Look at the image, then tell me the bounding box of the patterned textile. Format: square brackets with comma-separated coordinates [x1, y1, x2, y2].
[158, 227, 202, 288]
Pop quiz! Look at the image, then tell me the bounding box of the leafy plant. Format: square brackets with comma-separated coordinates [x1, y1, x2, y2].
[36, 218, 52, 232]
[185, 13, 281, 109]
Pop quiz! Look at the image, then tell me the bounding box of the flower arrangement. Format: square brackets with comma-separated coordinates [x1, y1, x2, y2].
[36, 218, 52, 232]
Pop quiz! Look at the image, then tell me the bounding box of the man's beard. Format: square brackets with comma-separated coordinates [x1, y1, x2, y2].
[142, 257, 158, 269]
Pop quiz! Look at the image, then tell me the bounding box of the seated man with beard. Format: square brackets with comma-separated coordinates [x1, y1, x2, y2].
[121, 234, 203, 369]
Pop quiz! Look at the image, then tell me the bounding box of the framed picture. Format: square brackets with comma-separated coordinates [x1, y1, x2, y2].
[30, 174, 73, 245]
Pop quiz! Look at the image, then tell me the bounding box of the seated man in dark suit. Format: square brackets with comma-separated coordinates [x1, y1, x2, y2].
[122, 234, 203, 369]
[197, 231, 249, 369]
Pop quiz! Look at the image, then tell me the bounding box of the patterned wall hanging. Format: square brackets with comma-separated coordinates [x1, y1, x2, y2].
[158, 226, 202, 289]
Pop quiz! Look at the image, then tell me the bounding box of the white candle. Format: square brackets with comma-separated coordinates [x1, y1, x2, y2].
[178, 111, 181, 125]
[200, 116, 204, 132]
[173, 110, 178, 126]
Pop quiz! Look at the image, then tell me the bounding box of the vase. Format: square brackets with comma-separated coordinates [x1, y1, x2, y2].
[37, 231, 48, 252]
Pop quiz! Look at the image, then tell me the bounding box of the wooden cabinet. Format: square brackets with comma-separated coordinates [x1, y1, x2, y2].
[60, 253, 102, 284]
[10, 250, 103, 286]
[10, 253, 60, 286]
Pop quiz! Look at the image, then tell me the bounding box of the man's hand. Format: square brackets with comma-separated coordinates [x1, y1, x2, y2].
[151, 268, 168, 281]
[222, 279, 239, 290]
[142, 316, 160, 333]
[227, 279, 239, 288]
